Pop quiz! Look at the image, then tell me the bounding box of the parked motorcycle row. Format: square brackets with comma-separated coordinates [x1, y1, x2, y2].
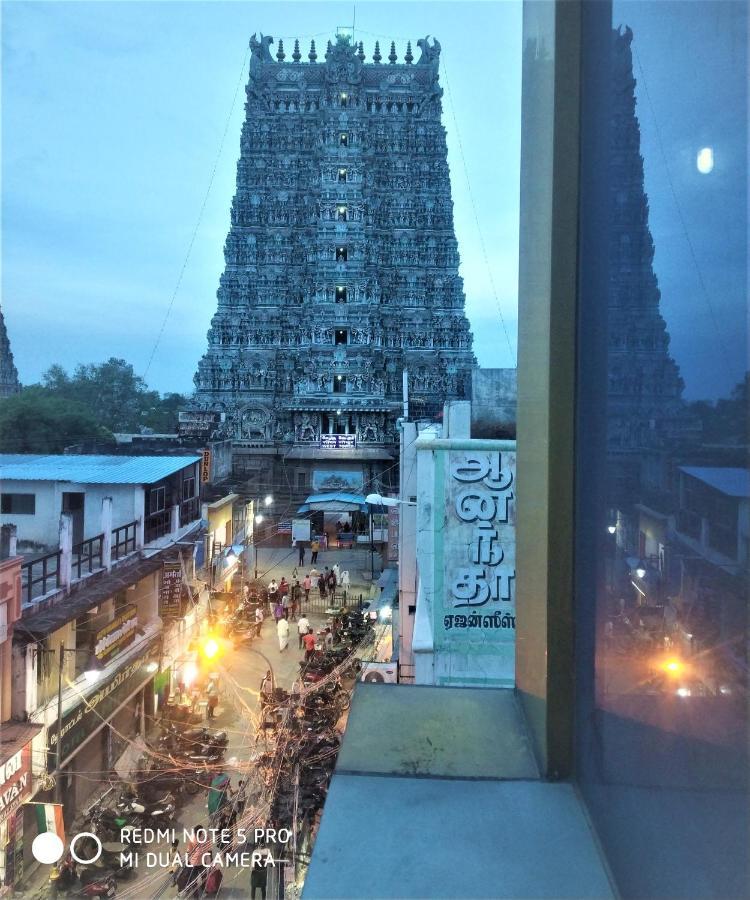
[46, 720, 230, 899]
[255, 611, 376, 830]
[45, 604, 376, 898]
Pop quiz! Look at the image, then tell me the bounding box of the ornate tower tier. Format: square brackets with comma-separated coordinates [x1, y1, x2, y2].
[0, 303, 20, 399]
[188, 32, 475, 480]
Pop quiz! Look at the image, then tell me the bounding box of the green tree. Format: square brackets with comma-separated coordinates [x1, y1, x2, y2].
[40, 358, 188, 433]
[0, 388, 111, 453]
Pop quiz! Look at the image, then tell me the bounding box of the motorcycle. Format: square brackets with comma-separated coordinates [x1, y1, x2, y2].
[88, 808, 138, 843]
[49, 856, 117, 898]
[159, 724, 228, 753]
[115, 790, 176, 824]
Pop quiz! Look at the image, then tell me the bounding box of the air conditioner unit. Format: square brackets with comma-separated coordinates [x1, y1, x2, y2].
[360, 662, 397, 684]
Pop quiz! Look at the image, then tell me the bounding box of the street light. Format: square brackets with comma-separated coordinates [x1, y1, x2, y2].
[635, 561, 647, 579]
[264, 495, 273, 507]
[34, 645, 104, 799]
[365, 493, 417, 508]
[607, 524, 617, 535]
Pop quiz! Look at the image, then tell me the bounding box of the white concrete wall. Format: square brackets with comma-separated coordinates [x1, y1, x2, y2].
[1, 480, 140, 548]
[409, 432, 517, 688]
[398, 422, 419, 670]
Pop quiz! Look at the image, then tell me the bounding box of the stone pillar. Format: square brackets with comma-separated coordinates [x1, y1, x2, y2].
[0, 523, 17, 559]
[101, 497, 113, 571]
[59, 513, 73, 589]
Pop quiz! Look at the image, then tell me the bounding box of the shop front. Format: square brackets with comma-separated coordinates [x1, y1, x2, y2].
[25, 644, 158, 862]
[0, 728, 38, 893]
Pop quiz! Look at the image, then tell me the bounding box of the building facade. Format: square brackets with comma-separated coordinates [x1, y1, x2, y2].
[0, 455, 212, 886]
[186, 32, 475, 508]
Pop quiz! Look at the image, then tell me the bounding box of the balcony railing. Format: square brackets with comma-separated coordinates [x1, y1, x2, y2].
[21, 550, 62, 604]
[144, 509, 171, 543]
[180, 496, 201, 527]
[72, 533, 104, 579]
[112, 521, 137, 561]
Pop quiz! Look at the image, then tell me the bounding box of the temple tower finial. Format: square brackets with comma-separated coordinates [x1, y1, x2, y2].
[388, 41, 397, 64]
[292, 39, 301, 62]
[373, 40, 382, 63]
[276, 39, 285, 61]
[308, 39, 317, 62]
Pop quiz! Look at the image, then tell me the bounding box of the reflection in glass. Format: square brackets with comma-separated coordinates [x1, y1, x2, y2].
[577, 3, 748, 896]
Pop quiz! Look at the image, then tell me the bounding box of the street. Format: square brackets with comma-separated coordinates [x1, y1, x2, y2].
[27, 545, 380, 900]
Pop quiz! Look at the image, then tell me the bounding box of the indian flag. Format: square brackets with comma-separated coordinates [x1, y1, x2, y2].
[30, 803, 65, 843]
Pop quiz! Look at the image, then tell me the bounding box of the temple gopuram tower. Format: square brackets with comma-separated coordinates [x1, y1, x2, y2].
[0, 303, 21, 399]
[187, 33, 475, 505]
[607, 26, 685, 503]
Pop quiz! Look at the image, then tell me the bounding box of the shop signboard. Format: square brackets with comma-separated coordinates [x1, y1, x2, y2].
[95, 604, 137, 662]
[178, 410, 219, 436]
[320, 434, 356, 449]
[311, 469, 364, 492]
[387, 506, 399, 562]
[160, 561, 183, 617]
[292, 519, 311, 543]
[435, 448, 516, 686]
[200, 449, 212, 483]
[47, 650, 155, 766]
[0, 744, 32, 825]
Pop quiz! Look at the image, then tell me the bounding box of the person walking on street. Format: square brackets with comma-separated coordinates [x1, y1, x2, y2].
[298, 543, 305, 566]
[297, 614, 310, 649]
[279, 577, 289, 617]
[318, 572, 327, 600]
[273, 601, 284, 623]
[303, 629, 317, 661]
[310, 538, 320, 564]
[291, 580, 301, 618]
[254, 604, 264, 637]
[267, 579, 278, 614]
[327, 568, 337, 593]
[282, 592, 291, 620]
[250, 846, 273, 900]
[206, 678, 219, 719]
[303, 573, 312, 604]
[277, 616, 290, 652]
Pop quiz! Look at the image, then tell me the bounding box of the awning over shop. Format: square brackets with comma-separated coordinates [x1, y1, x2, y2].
[297, 492, 369, 513]
[0, 722, 43, 764]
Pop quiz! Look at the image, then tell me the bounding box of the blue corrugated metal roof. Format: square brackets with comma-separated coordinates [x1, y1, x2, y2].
[0, 454, 201, 485]
[297, 492, 368, 513]
[679, 466, 749, 499]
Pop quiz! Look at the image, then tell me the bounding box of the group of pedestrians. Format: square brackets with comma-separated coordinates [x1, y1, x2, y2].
[297, 538, 321, 566]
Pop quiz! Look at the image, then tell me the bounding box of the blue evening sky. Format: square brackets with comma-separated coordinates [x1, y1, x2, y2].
[2, 1, 746, 400]
[2, 0, 521, 395]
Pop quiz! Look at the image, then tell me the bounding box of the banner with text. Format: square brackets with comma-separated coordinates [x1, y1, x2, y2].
[436, 448, 516, 684]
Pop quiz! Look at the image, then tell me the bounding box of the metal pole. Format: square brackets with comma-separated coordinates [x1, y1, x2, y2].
[54, 644, 65, 801]
[369, 509, 374, 581]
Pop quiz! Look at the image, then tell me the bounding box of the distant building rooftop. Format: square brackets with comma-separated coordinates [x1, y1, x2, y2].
[679, 466, 749, 499]
[0, 454, 201, 485]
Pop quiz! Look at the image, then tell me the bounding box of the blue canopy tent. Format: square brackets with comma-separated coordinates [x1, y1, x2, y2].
[297, 492, 369, 513]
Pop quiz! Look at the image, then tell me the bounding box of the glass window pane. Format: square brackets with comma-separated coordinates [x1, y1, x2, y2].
[576, 2, 748, 896]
